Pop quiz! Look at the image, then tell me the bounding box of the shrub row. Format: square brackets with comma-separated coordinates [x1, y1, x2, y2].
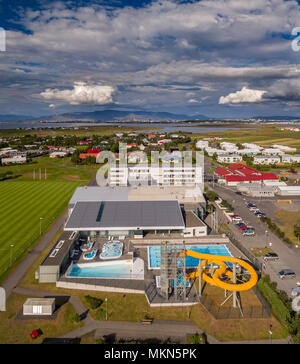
[261, 216, 293, 245]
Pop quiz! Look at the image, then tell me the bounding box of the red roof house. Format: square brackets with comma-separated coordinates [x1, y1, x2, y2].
[215, 164, 278, 185]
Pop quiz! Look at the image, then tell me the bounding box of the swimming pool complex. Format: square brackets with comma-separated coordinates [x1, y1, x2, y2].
[148, 244, 232, 269]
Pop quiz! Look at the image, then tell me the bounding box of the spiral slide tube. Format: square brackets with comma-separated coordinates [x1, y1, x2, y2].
[185, 250, 258, 292]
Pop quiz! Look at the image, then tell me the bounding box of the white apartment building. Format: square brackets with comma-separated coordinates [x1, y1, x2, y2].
[196, 140, 209, 150]
[220, 142, 238, 152]
[1, 156, 27, 165]
[205, 147, 227, 157]
[253, 155, 281, 165]
[217, 154, 243, 163]
[281, 154, 300, 164]
[262, 148, 284, 156]
[49, 151, 68, 158]
[109, 164, 203, 187]
[241, 143, 262, 151]
[235, 149, 260, 156]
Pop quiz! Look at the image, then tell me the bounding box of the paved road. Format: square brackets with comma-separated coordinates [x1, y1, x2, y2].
[210, 183, 300, 296]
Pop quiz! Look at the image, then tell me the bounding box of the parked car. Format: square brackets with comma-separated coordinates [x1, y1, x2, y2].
[246, 202, 256, 208]
[262, 252, 279, 261]
[278, 269, 296, 279]
[232, 215, 242, 222]
[242, 228, 255, 236]
[291, 287, 300, 297]
[236, 223, 247, 230]
[249, 206, 259, 212]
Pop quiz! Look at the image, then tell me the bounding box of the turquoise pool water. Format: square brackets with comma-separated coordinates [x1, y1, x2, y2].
[67, 261, 133, 279]
[100, 241, 123, 259]
[148, 245, 232, 269]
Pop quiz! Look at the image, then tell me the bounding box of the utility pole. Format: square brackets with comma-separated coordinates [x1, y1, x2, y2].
[9, 245, 14, 267]
[40, 217, 43, 235]
[105, 297, 108, 320]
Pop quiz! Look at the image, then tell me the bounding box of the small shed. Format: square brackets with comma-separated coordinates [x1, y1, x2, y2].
[23, 298, 55, 316]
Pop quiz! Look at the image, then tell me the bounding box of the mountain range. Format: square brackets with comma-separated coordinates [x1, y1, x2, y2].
[1, 110, 300, 123]
[0, 110, 209, 123]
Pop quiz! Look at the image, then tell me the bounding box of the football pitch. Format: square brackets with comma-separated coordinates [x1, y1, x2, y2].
[0, 181, 82, 280]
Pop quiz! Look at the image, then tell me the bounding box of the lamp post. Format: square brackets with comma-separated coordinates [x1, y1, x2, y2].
[9, 245, 14, 267]
[269, 324, 273, 344]
[40, 217, 43, 236]
[265, 230, 268, 249]
[105, 297, 108, 321]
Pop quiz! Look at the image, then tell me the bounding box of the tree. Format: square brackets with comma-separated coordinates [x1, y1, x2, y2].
[294, 223, 300, 244]
[205, 190, 218, 202]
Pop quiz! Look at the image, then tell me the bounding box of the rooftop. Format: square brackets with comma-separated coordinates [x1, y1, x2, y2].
[65, 200, 185, 231]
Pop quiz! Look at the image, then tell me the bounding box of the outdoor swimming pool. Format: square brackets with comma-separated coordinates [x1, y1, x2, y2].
[148, 244, 232, 269]
[66, 258, 144, 280]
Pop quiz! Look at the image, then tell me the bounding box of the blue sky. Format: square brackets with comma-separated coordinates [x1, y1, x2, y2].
[1, 0, 300, 118]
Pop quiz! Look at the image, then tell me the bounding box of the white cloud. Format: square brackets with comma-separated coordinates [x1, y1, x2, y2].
[219, 87, 267, 104]
[40, 82, 115, 105]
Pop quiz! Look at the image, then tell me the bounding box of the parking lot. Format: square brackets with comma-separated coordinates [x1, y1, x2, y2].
[211, 183, 300, 297]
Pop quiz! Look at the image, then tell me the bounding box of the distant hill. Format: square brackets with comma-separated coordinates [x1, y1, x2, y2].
[0, 110, 209, 123]
[0, 114, 33, 122]
[252, 115, 300, 121]
[35, 110, 209, 122]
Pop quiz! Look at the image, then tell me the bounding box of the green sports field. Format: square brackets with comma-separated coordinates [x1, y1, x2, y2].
[0, 181, 83, 280]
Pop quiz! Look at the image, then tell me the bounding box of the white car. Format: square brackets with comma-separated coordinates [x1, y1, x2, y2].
[232, 215, 242, 222]
[291, 287, 300, 297]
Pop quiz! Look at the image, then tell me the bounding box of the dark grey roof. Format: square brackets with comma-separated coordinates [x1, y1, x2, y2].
[41, 231, 77, 267]
[65, 200, 185, 230]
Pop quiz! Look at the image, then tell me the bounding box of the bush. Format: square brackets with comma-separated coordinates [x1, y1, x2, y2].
[71, 313, 81, 323]
[205, 190, 218, 202]
[188, 334, 206, 344]
[85, 295, 103, 310]
[95, 308, 106, 320]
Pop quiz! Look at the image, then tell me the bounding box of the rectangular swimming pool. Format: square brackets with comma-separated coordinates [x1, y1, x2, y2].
[66, 258, 144, 280]
[148, 244, 232, 269]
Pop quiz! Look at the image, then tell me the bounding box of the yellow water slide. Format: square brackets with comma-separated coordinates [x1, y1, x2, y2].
[185, 250, 258, 292]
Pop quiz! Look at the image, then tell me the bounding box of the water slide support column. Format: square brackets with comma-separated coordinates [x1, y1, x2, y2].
[233, 263, 237, 308]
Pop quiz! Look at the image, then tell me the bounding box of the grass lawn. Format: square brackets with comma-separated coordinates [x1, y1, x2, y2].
[192, 125, 300, 150]
[250, 247, 273, 257]
[0, 181, 85, 280]
[0, 293, 83, 344]
[275, 209, 300, 244]
[0, 125, 153, 138]
[0, 156, 94, 182]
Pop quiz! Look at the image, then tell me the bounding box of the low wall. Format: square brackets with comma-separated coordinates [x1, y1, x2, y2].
[56, 281, 145, 295]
